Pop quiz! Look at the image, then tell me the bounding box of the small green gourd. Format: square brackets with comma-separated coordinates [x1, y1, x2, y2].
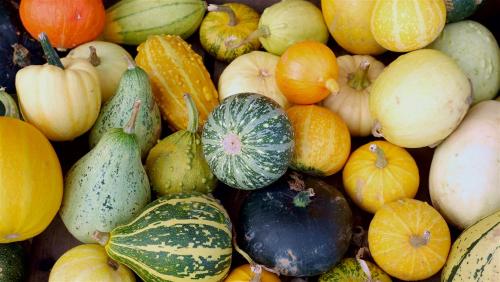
[0, 243, 26, 282]
[146, 94, 217, 196]
[0, 88, 20, 119]
[60, 101, 151, 243]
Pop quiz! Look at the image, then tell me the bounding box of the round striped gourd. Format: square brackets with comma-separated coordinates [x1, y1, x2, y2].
[201, 93, 294, 190]
[94, 192, 232, 282]
[319, 258, 391, 282]
[441, 210, 500, 281]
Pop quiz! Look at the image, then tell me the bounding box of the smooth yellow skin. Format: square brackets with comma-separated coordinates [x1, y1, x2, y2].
[371, 0, 446, 52]
[49, 244, 135, 282]
[224, 264, 281, 282]
[15, 57, 101, 141]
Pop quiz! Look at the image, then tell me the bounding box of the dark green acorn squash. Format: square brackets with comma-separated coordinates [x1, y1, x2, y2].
[0, 243, 26, 282]
[445, 0, 484, 23]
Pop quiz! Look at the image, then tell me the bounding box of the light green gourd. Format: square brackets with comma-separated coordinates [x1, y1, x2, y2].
[0, 88, 20, 119]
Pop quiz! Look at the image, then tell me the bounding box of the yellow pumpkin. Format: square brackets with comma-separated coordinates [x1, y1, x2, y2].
[321, 0, 385, 55]
[286, 105, 351, 176]
[224, 264, 280, 282]
[0, 117, 63, 243]
[368, 198, 451, 281]
[371, 0, 446, 52]
[343, 141, 419, 213]
[49, 244, 135, 282]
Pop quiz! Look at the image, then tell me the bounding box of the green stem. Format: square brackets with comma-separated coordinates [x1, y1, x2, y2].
[369, 143, 387, 169]
[88, 46, 101, 67]
[38, 32, 64, 69]
[183, 93, 199, 133]
[348, 61, 371, 90]
[124, 100, 142, 134]
[230, 26, 269, 49]
[92, 231, 110, 246]
[293, 188, 315, 208]
[207, 4, 238, 26]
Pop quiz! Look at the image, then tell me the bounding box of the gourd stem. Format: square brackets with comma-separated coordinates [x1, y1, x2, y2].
[293, 188, 315, 208]
[356, 258, 373, 282]
[410, 230, 431, 248]
[249, 265, 263, 282]
[231, 26, 269, 49]
[38, 32, 64, 69]
[371, 121, 384, 138]
[92, 231, 110, 246]
[369, 144, 388, 169]
[232, 230, 280, 276]
[348, 61, 371, 90]
[88, 46, 101, 67]
[107, 258, 120, 271]
[183, 93, 199, 133]
[124, 100, 142, 134]
[124, 55, 136, 70]
[325, 78, 340, 94]
[207, 4, 238, 26]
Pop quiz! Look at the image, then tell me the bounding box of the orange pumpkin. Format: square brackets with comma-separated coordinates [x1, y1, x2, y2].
[225, 264, 280, 282]
[276, 41, 339, 104]
[20, 0, 105, 50]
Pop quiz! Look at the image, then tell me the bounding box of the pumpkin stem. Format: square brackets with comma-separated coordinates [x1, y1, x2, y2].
[288, 172, 306, 191]
[230, 26, 269, 49]
[124, 55, 136, 70]
[124, 100, 142, 134]
[369, 143, 387, 169]
[92, 231, 110, 246]
[12, 43, 31, 67]
[107, 258, 120, 271]
[249, 265, 263, 282]
[356, 258, 373, 282]
[207, 4, 238, 26]
[183, 93, 199, 133]
[87, 46, 101, 67]
[371, 121, 384, 138]
[410, 230, 431, 248]
[38, 32, 64, 69]
[325, 78, 340, 95]
[293, 188, 315, 208]
[348, 61, 371, 90]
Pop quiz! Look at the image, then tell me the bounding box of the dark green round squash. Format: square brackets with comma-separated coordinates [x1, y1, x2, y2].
[0, 243, 26, 282]
[445, 0, 483, 23]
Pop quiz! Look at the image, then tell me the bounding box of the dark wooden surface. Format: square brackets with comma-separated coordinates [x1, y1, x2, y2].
[17, 0, 500, 281]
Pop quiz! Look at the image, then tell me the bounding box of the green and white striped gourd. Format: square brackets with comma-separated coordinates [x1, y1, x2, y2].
[201, 93, 294, 190]
[93, 192, 232, 282]
[89, 58, 161, 159]
[0, 88, 19, 119]
[60, 101, 151, 243]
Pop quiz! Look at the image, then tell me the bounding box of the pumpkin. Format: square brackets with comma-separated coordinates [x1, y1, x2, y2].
[369, 49, 471, 148]
[19, 0, 105, 50]
[430, 100, 500, 229]
[319, 258, 392, 282]
[321, 0, 385, 55]
[49, 244, 135, 282]
[276, 41, 339, 105]
[218, 51, 289, 108]
[371, 0, 446, 52]
[135, 35, 219, 131]
[286, 105, 350, 176]
[0, 117, 63, 243]
[322, 55, 384, 137]
[0, 243, 26, 282]
[445, 0, 483, 23]
[224, 264, 280, 282]
[368, 198, 451, 281]
[199, 3, 260, 62]
[0, 88, 20, 119]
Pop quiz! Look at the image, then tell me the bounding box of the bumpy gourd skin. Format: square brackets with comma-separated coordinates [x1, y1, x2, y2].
[319, 258, 392, 282]
[0, 243, 26, 282]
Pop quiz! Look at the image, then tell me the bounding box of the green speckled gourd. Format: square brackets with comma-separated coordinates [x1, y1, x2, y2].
[0, 88, 19, 119]
[89, 58, 161, 159]
[0, 243, 25, 282]
[60, 101, 151, 243]
[319, 258, 392, 282]
[93, 192, 232, 282]
[146, 94, 216, 196]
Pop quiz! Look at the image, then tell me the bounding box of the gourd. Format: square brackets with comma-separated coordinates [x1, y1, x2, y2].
[49, 244, 135, 282]
[136, 35, 219, 131]
[321, 0, 385, 55]
[0, 243, 26, 282]
[286, 105, 351, 176]
[20, 0, 105, 50]
[322, 55, 384, 137]
[224, 264, 280, 282]
[429, 100, 500, 229]
[238, 173, 353, 277]
[276, 41, 339, 105]
[60, 101, 151, 243]
[368, 199, 451, 281]
[15, 33, 101, 141]
[199, 3, 260, 62]
[67, 41, 134, 102]
[201, 93, 294, 190]
[319, 258, 392, 282]
[103, 0, 206, 45]
[0, 88, 20, 119]
[371, 0, 446, 52]
[146, 94, 217, 196]
[218, 51, 289, 108]
[93, 192, 233, 282]
[343, 141, 419, 213]
[429, 20, 500, 104]
[369, 49, 472, 148]
[89, 58, 161, 159]
[0, 117, 63, 243]
[445, 0, 483, 23]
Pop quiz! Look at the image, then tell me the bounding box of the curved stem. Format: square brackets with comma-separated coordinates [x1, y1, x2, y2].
[183, 93, 199, 133]
[325, 78, 340, 94]
[356, 258, 373, 282]
[88, 46, 101, 67]
[230, 26, 269, 49]
[371, 121, 384, 138]
[232, 229, 280, 276]
[249, 265, 262, 282]
[293, 188, 315, 208]
[410, 230, 431, 248]
[207, 4, 238, 26]
[38, 32, 64, 69]
[92, 231, 110, 246]
[124, 100, 142, 134]
[369, 143, 388, 169]
[348, 61, 371, 90]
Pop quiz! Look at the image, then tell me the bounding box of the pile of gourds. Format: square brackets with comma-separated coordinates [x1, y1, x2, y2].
[0, 0, 499, 281]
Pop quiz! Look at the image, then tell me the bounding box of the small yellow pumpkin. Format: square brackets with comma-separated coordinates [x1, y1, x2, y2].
[224, 264, 280, 282]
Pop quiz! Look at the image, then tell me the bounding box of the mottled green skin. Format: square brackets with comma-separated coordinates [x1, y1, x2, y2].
[0, 90, 19, 119]
[201, 93, 294, 190]
[106, 193, 232, 282]
[0, 243, 25, 282]
[445, 0, 482, 23]
[61, 128, 151, 243]
[89, 66, 161, 159]
[319, 258, 392, 282]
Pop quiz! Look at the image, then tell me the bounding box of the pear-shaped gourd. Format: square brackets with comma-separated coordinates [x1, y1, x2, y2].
[60, 101, 151, 243]
[146, 94, 216, 196]
[89, 57, 161, 159]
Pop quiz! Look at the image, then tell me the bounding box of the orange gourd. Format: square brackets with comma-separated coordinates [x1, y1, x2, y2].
[225, 264, 280, 282]
[20, 0, 105, 50]
[276, 41, 339, 105]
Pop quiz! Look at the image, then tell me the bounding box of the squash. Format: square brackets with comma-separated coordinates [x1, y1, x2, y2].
[276, 41, 339, 105]
[321, 0, 385, 55]
[368, 199, 451, 281]
[0, 117, 63, 243]
[369, 49, 472, 148]
[343, 141, 419, 214]
[93, 192, 233, 282]
[429, 100, 500, 229]
[199, 3, 260, 62]
[49, 244, 135, 282]
[441, 210, 500, 281]
[103, 0, 206, 45]
[286, 105, 350, 176]
[371, 0, 446, 52]
[67, 41, 134, 102]
[0, 243, 26, 282]
[218, 51, 289, 108]
[319, 258, 392, 282]
[19, 0, 105, 50]
[225, 264, 280, 282]
[445, 0, 483, 23]
[201, 93, 294, 190]
[135, 35, 219, 131]
[0, 88, 20, 119]
[322, 55, 384, 137]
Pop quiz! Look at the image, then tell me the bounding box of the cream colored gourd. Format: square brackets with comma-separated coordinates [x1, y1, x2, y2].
[430, 100, 500, 229]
